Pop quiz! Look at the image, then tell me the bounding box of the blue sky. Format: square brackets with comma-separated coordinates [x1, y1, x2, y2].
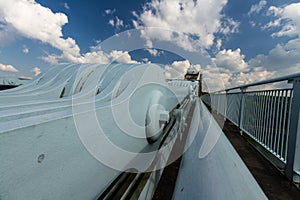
[0, 0, 300, 89]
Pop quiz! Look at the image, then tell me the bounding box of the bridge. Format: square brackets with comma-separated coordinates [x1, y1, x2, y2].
[0, 63, 299, 199]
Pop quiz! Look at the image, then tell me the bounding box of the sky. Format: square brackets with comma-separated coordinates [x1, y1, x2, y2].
[0, 0, 300, 90]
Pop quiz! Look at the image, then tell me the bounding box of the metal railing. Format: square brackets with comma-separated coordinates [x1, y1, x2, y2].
[201, 72, 300, 184]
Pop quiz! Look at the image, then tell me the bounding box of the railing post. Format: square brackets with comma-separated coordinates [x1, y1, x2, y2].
[286, 77, 300, 184]
[198, 74, 202, 97]
[225, 90, 228, 121]
[239, 87, 246, 130]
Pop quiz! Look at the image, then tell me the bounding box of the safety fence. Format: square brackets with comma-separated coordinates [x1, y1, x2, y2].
[201, 73, 300, 183]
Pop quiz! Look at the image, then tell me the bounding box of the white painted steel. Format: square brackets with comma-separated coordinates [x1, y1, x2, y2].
[0, 63, 190, 200]
[201, 72, 300, 182]
[173, 100, 267, 199]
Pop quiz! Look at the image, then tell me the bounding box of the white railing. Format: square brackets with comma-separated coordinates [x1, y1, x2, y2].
[202, 72, 300, 184]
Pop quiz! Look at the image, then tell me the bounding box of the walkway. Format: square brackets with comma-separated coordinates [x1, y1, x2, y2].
[208, 104, 300, 200]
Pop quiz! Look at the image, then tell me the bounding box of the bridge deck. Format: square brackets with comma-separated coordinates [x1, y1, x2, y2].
[208, 104, 300, 199]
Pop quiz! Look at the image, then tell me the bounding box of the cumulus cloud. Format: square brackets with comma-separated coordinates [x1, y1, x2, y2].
[31, 67, 41, 76]
[248, 0, 267, 16]
[165, 60, 200, 79]
[200, 48, 276, 91]
[163, 48, 270, 91]
[0, 63, 18, 72]
[0, 0, 82, 62]
[228, 68, 276, 88]
[133, 0, 238, 51]
[268, 3, 300, 38]
[0, 1, 139, 65]
[212, 48, 248, 73]
[250, 3, 300, 76]
[108, 50, 140, 64]
[249, 41, 300, 75]
[201, 64, 276, 91]
[80, 51, 110, 64]
[42, 49, 140, 65]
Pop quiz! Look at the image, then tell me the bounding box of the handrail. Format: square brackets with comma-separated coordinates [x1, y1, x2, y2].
[201, 72, 300, 185]
[212, 72, 300, 93]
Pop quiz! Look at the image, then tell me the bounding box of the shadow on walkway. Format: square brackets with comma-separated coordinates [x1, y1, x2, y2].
[207, 104, 300, 200]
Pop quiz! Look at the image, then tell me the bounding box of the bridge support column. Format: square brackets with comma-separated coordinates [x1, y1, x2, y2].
[286, 77, 300, 184]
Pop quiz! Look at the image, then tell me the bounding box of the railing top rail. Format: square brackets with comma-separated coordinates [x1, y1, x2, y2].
[211, 72, 300, 93]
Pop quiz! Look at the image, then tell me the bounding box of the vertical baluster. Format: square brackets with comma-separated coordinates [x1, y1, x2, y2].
[253, 92, 257, 139]
[266, 91, 273, 149]
[274, 90, 282, 156]
[258, 91, 264, 143]
[270, 90, 277, 151]
[280, 90, 288, 160]
[255, 92, 261, 141]
[261, 91, 267, 145]
[278, 90, 286, 160]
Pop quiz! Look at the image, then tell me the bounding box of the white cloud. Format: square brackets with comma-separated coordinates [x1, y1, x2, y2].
[108, 50, 139, 64]
[31, 67, 41, 76]
[0, 63, 18, 72]
[269, 3, 300, 38]
[115, 17, 123, 28]
[250, 21, 256, 27]
[249, 40, 300, 75]
[216, 39, 222, 50]
[200, 48, 276, 90]
[261, 19, 281, 30]
[133, 0, 238, 51]
[0, 1, 139, 65]
[201, 64, 276, 91]
[80, 51, 110, 64]
[0, 23, 18, 44]
[22, 46, 29, 54]
[146, 48, 163, 57]
[201, 2, 300, 91]
[64, 3, 70, 10]
[219, 18, 240, 35]
[0, 0, 81, 62]
[41, 54, 60, 64]
[212, 48, 248, 73]
[228, 68, 276, 88]
[42, 49, 140, 65]
[142, 58, 151, 64]
[267, 6, 283, 17]
[108, 16, 124, 29]
[164, 60, 200, 79]
[105, 9, 116, 15]
[250, 3, 300, 76]
[164, 48, 263, 90]
[108, 19, 114, 26]
[248, 0, 267, 16]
